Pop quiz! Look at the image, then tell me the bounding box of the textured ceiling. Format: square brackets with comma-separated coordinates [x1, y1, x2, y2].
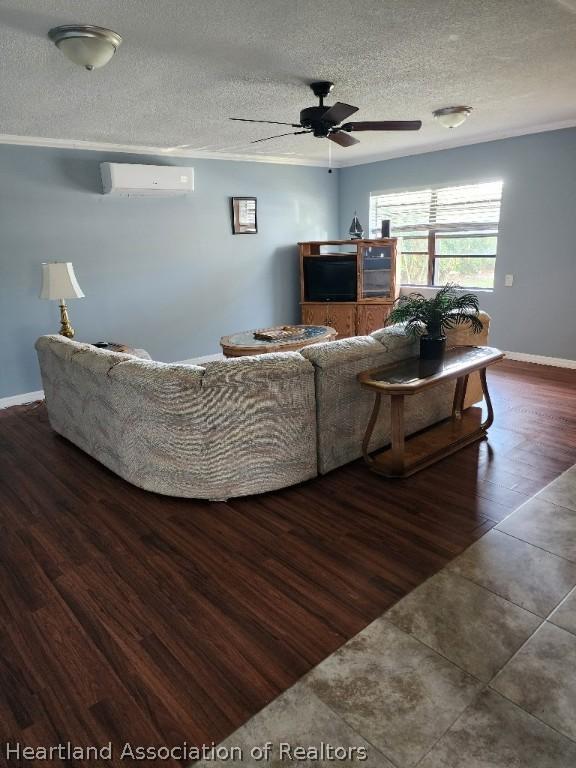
[0, 0, 575, 164]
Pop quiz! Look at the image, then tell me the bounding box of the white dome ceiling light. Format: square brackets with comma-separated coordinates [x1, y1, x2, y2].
[48, 25, 122, 71]
[433, 106, 473, 129]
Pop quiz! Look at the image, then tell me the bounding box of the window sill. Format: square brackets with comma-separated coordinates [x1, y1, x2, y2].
[400, 285, 494, 294]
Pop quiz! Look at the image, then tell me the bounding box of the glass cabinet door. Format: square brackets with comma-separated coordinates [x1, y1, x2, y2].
[360, 244, 394, 300]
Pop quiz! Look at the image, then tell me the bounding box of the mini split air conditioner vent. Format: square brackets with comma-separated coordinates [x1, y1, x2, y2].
[100, 163, 194, 197]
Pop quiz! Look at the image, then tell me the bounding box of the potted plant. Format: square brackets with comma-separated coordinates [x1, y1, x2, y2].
[387, 284, 483, 360]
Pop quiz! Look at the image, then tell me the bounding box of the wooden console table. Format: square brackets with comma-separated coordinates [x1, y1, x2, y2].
[358, 346, 504, 478]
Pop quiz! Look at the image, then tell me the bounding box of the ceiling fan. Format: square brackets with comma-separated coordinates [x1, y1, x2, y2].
[230, 81, 422, 147]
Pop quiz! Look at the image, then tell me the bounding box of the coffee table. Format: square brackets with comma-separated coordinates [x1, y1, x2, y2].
[220, 324, 337, 357]
[358, 345, 505, 478]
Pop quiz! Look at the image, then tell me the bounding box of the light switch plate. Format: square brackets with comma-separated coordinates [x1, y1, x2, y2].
[504, 274, 514, 287]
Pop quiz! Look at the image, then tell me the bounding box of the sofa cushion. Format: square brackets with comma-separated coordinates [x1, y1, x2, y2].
[110, 358, 205, 389]
[373, 312, 491, 347]
[300, 335, 386, 369]
[202, 351, 312, 385]
[371, 323, 419, 360]
[35, 334, 93, 361]
[446, 311, 491, 346]
[65, 345, 137, 375]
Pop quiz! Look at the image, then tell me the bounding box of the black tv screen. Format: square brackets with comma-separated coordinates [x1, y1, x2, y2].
[304, 256, 357, 301]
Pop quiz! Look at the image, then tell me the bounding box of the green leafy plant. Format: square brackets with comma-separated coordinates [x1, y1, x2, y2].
[387, 284, 483, 339]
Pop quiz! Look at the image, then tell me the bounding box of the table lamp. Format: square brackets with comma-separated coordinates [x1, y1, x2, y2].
[40, 262, 85, 338]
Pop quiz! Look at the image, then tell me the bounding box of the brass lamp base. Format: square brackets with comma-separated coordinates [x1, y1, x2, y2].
[59, 300, 75, 339]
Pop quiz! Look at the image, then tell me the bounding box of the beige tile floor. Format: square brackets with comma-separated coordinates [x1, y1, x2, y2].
[196, 466, 576, 767]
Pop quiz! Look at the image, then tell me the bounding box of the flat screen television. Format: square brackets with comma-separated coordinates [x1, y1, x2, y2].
[303, 256, 357, 302]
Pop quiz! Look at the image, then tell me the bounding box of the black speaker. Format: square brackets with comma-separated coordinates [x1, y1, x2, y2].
[381, 219, 390, 238]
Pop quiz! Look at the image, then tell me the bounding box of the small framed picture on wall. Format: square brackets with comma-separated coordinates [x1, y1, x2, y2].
[231, 197, 258, 234]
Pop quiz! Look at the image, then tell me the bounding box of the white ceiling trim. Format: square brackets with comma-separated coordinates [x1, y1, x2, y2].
[335, 119, 576, 168]
[0, 119, 574, 171]
[1, 0, 575, 164]
[0, 133, 329, 167]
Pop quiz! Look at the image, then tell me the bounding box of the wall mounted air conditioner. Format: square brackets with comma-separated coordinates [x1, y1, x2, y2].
[100, 163, 194, 196]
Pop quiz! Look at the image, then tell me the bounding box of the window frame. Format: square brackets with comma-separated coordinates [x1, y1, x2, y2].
[369, 181, 502, 291]
[427, 231, 498, 289]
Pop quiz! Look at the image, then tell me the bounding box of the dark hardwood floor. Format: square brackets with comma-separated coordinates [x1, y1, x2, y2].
[1, 360, 575, 766]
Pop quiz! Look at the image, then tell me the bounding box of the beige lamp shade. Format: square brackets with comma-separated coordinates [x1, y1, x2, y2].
[40, 262, 85, 300]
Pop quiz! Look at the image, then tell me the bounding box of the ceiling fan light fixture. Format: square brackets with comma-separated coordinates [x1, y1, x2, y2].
[48, 25, 122, 70]
[433, 106, 472, 129]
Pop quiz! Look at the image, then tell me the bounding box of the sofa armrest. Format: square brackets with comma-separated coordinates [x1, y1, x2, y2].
[445, 311, 491, 407]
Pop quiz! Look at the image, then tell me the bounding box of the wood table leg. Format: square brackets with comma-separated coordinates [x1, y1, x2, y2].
[480, 367, 495, 430]
[452, 374, 469, 420]
[362, 392, 382, 467]
[389, 394, 405, 475]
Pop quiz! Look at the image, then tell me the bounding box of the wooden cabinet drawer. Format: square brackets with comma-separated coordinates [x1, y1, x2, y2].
[301, 303, 356, 339]
[356, 304, 392, 336]
[325, 305, 356, 338]
[301, 304, 328, 327]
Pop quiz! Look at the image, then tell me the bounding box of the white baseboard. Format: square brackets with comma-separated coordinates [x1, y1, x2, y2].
[505, 351, 576, 369]
[176, 353, 225, 365]
[0, 390, 44, 410]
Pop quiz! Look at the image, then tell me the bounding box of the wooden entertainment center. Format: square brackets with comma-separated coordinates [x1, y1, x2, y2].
[299, 239, 399, 338]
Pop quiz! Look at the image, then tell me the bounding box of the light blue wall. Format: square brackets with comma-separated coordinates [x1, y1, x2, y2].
[339, 128, 576, 360]
[2, 128, 575, 398]
[0, 145, 338, 398]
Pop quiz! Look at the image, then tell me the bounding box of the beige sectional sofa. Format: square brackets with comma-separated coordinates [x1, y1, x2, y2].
[36, 311, 490, 500]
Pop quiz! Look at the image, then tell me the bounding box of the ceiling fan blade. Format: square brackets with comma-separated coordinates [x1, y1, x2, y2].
[321, 102, 359, 125]
[341, 120, 422, 132]
[231, 117, 302, 127]
[250, 130, 311, 144]
[328, 131, 360, 147]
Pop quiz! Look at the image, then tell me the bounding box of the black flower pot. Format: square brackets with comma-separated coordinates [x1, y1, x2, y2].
[419, 334, 446, 360]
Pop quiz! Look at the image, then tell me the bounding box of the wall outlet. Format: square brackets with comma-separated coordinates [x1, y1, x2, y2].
[504, 274, 514, 287]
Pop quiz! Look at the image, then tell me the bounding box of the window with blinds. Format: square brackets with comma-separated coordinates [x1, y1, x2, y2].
[369, 180, 503, 289]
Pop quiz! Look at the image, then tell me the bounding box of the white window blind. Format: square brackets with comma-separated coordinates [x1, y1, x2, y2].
[370, 181, 503, 236]
[369, 181, 503, 289]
